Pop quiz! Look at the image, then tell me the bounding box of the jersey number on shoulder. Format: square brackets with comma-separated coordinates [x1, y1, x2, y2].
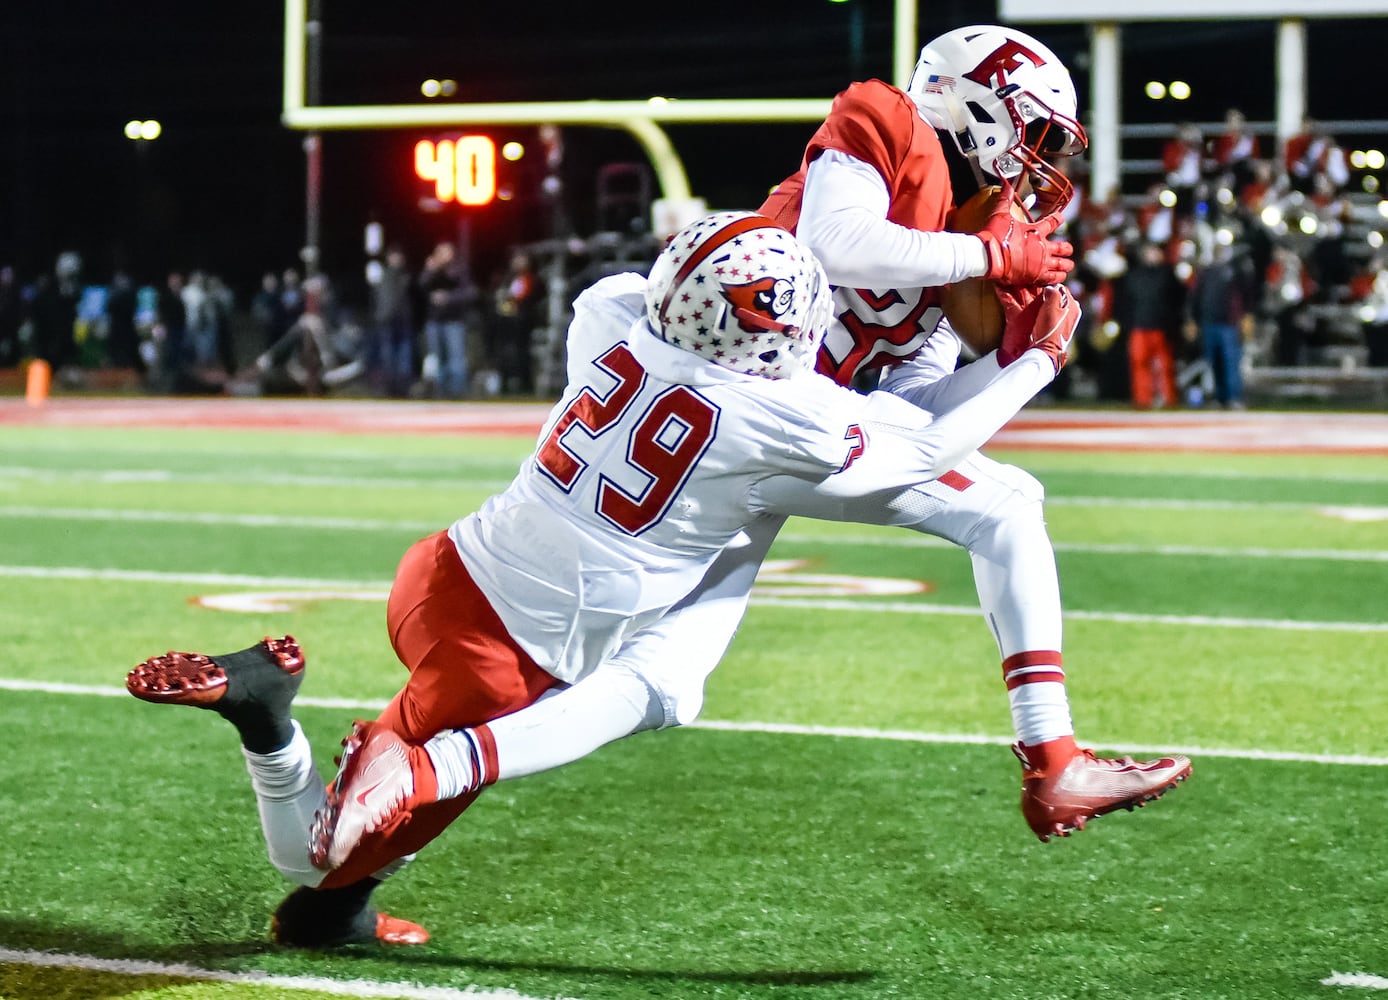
[536, 344, 719, 535]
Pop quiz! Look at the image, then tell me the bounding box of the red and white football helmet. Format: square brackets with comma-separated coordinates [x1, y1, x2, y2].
[644, 212, 832, 379]
[907, 24, 1088, 216]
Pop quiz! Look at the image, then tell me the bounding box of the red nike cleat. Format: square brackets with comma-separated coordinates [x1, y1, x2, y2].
[310, 720, 425, 872]
[126, 636, 304, 706]
[375, 912, 430, 945]
[1015, 742, 1192, 842]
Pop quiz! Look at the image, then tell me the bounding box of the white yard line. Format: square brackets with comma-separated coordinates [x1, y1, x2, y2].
[0, 564, 394, 589]
[0, 466, 515, 493]
[6, 563, 1387, 632]
[687, 719, 1388, 767]
[4, 677, 1386, 768]
[3, 506, 1386, 563]
[1047, 495, 1388, 517]
[746, 595, 1388, 633]
[775, 531, 1388, 564]
[0, 505, 441, 533]
[4, 467, 1388, 519]
[1323, 971, 1388, 990]
[1027, 467, 1388, 485]
[0, 947, 574, 1000]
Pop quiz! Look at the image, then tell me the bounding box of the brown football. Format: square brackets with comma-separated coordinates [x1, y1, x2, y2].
[939, 185, 1025, 356]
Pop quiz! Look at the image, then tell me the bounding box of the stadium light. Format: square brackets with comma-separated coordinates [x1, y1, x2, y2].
[1145, 81, 1190, 101]
[124, 119, 161, 141]
[421, 79, 456, 98]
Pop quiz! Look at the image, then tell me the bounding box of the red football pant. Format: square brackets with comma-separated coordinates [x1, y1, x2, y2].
[321, 530, 560, 888]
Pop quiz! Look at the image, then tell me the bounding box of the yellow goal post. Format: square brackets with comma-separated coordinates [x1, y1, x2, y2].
[281, 0, 920, 206]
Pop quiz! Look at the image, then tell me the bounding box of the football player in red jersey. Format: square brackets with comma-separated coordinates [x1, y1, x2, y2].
[297, 28, 1189, 885]
[754, 24, 1190, 841]
[761, 23, 1085, 378]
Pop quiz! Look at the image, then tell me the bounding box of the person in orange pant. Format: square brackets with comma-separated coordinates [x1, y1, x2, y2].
[1115, 240, 1185, 409]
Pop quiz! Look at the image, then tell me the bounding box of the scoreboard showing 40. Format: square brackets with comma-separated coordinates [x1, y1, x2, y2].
[414, 136, 496, 206]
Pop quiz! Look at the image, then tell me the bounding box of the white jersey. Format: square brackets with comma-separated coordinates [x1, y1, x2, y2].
[450, 273, 1053, 684]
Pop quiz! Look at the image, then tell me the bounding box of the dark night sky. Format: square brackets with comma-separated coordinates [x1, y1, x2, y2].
[3, 3, 1387, 301]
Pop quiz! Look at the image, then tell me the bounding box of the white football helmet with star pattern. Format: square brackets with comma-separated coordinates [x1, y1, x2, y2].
[644, 212, 832, 379]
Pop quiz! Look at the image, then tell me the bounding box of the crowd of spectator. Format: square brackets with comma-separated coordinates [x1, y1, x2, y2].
[1058, 112, 1388, 408]
[4, 114, 1387, 408]
[0, 242, 543, 400]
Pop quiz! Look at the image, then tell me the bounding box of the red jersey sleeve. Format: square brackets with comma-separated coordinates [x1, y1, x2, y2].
[758, 80, 957, 388]
[761, 80, 953, 236]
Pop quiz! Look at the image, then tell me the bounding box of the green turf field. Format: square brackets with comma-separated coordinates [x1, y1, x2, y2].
[1, 419, 1386, 1000]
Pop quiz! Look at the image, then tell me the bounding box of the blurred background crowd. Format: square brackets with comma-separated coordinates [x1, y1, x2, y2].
[4, 112, 1388, 409]
[0, 239, 553, 401]
[1059, 110, 1388, 410]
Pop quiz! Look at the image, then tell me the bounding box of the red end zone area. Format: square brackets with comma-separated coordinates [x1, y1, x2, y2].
[3, 397, 1388, 454]
[0, 397, 557, 437]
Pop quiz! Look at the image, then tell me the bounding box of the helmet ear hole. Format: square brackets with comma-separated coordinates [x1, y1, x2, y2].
[758, 349, 779, 363]
[966, 101, 998, 126]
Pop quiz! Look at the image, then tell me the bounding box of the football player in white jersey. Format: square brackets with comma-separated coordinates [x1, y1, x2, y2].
[127, 211, 1077, 947]
[365, 24, 1192, 872]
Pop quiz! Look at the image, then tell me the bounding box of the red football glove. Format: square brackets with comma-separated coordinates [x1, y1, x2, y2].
[997, 284, 1080, 373]
[976, 179, 1075, 286]
[995, 282, 1043, 330]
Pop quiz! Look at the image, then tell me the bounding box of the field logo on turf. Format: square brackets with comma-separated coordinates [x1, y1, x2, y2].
[190, 559, 929, 613]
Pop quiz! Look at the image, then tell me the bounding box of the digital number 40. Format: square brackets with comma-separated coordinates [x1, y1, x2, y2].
[414, 136, 496, 206]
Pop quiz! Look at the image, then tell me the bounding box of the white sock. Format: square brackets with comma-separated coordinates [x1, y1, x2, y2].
[1007, 678, 1074, 746]
[424, 728, 486, 800]
[241, 720, 326, 887]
